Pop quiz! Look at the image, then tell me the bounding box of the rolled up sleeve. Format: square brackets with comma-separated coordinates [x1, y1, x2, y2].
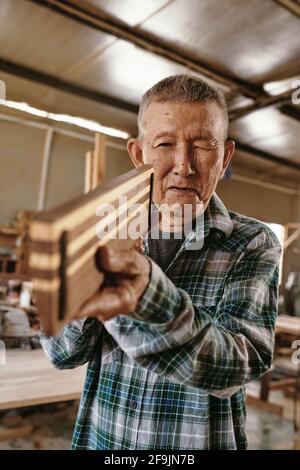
[41, 317, 102, 370]
[104, 239, 281, 392]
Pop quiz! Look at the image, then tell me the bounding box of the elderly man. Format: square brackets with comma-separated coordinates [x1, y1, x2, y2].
[42, 75, 281, 450]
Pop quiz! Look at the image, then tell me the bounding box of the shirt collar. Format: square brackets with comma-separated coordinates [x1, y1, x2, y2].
[204, 192, 234, 239]
[182, 192, 234, 252]
[144, 192, 233, 254]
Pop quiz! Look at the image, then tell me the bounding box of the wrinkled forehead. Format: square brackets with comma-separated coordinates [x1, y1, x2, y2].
[140, 101, 225, 140]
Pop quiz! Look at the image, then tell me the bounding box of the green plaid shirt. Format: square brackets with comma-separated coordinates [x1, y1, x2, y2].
[41, 193, 281, 450]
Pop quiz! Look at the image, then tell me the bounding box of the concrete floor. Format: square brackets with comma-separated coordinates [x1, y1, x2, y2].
[0, 400, 298, 450]
[246, 405, 296, 450]
[0, 402, 77, 450]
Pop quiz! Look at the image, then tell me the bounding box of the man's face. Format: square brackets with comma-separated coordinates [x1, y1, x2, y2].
[128, 100, 234, 215]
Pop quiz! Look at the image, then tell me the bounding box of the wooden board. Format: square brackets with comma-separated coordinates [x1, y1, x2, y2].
[29, 165, 153, 336]
[246, 393, 283, 416]
[276, 315, 300, 336]
[0, 349, 86, 410]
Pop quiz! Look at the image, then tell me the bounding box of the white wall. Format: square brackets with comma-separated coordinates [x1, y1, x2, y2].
[0, 118, 299, 230]
[0, 119, 131, 224]
[218, 178, 297, 225]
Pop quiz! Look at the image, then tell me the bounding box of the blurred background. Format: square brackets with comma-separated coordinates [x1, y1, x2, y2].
[0, 0, 299, 450]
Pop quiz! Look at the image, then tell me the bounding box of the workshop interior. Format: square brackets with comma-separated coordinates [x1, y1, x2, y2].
[0, 0, 300, 451]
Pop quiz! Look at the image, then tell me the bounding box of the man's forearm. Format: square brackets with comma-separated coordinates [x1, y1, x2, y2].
[41, 317, 102, 370]
[104, 255, 278, 391]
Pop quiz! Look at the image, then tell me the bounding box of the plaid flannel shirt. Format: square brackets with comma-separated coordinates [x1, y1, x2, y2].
[41, 193, 281, 450]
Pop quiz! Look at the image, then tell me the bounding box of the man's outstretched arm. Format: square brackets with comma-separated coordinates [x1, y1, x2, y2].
[80, 232, 281, 392]
[41, 317, 102, 369]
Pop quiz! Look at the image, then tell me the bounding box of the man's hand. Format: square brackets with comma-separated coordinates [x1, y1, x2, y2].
[78, 240, 151, 321]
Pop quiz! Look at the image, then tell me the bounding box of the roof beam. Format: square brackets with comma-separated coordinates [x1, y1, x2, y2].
[0, 56, 299, 172]
[229, 89, 292, 121]
[273, 0, 300, 18]
[0, 58, 138, 114]
[229, 89, 300, 123]
[278, 104, 300, 122]
[28, 0, 265, 100]
[234, 140, 300, 171]
[28, 0, 300, 124]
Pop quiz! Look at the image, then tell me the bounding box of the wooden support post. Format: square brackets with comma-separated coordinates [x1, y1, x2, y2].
[84, 132, 107, 193]
[91, 146, 98, 190]
[84, 150, 93, 194]
[38, 128, 53, 210]
[94, 132, 106, 187]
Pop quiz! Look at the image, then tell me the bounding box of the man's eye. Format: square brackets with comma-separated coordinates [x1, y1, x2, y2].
[193, 145, 212, 150]
[156, 142, 172, 147]
[193, 139, 218, 150]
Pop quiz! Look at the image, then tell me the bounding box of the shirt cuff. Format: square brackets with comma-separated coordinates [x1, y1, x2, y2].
[132, 258, 182, 324]
[41, 317, 96, 340]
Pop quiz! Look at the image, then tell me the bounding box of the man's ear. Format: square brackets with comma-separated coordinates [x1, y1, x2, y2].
[220, 140, 235, 178]
[127, 138, 144, 168]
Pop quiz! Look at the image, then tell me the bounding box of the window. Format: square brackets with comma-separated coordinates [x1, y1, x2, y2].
[265, 223, 284, 285]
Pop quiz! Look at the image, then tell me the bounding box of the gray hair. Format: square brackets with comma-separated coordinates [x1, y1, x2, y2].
[138, 74, 228, 139]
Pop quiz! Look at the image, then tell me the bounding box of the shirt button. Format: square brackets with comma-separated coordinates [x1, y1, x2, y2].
[213, 232, 223, 242]
[130, 401, 137, 410]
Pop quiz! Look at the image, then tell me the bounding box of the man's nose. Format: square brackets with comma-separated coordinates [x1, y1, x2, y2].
[172, 144, 196, 177]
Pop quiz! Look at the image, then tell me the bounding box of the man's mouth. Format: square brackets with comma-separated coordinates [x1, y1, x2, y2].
[167, 186, 198, 194]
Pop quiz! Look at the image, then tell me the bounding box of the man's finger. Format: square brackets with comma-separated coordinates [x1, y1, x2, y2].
[79, 283, 136, 320]
[97, 244, 142, 274]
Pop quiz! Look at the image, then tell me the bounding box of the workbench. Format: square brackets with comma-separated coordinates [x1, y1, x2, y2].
[0, 348, 86, 410]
